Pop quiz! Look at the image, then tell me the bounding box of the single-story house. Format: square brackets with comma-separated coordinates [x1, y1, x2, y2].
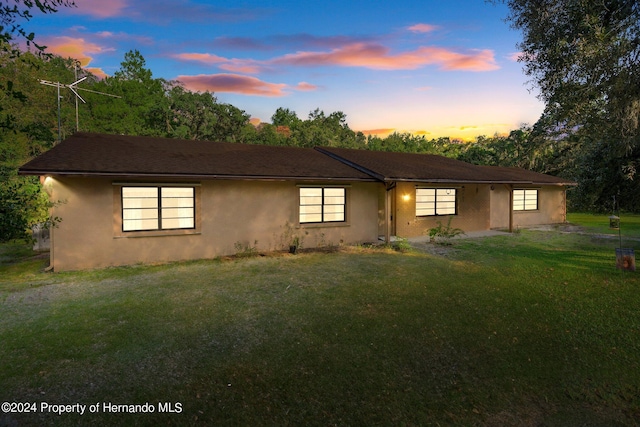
[19, 132, 575, 271]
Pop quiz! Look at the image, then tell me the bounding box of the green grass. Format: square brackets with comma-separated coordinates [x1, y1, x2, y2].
[567, 212, 640, 238]
[1, 223, 639, 426]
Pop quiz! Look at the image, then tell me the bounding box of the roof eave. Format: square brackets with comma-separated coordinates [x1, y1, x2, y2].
[384, 177, 575, 186]
[18, 170, 378, 182]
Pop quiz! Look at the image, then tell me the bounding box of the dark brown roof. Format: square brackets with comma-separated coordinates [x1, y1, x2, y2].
[317, 147, 575, 185]
[475, 165, 575, 185]
[19, 132, 575, 186]
[18, 132, 375, 181]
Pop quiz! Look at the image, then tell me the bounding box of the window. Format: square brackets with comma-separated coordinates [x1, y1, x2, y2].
[513, 189, 538, 211]
[299, 187, 346, 223]
[122, 186, 195, 232]
[416, 188, 457, 216]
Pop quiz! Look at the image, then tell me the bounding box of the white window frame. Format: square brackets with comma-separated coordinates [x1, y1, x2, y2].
[513, 189, 538, 211]
[416, 188, 457, 216]
[299, 187, 346, 224]
[121, 186, 195, 232]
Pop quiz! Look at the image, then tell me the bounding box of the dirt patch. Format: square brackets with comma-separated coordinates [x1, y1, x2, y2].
[409, 241, 458, 257]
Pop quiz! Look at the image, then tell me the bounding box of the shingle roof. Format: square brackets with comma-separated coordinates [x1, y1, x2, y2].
[19, 132, 575, 186]
[18, 132, 375, 181]
[316, 146, 575, 185]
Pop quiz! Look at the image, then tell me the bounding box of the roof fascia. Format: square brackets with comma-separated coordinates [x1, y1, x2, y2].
[17, 170, 378, 182]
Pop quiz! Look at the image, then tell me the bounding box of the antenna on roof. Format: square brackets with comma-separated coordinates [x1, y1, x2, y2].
[39, 61, 121, 144]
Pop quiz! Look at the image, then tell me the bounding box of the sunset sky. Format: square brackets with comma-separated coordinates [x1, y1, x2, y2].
[28, 0, 543, 139]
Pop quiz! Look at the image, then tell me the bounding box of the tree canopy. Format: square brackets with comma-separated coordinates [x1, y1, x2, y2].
[499, 0, 640, 210]
[4, 0, 640, 241]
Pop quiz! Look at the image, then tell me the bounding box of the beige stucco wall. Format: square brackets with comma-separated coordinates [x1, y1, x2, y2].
[511, 186, 566, 228]
[380, 182, 569, 238]
[391, 182, 491, 238]
[47, 177, 379, 271]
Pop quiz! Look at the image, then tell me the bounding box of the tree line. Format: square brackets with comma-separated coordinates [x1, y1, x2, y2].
[1, 0, 639, 242]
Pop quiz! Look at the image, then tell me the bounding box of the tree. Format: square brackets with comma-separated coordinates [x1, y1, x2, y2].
[165, 84, 219, 140]
[0, 0, 76, 241]
[271, 107, 301, 129]
[499, 0, 640, 210]
[1, 0, 75, 52]
[84, 50, 168, 136]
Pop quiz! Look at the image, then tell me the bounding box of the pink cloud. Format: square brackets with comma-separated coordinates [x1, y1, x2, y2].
[421, 47, 499, 71]
[295, 82, 317, 91]
[508, 51, 523, 61]
[174, 53, 228, 65]
[93, 30, 154, 45]
[41, 36, 110, 67]
[86, 67, 108, 79]
[175, 42, 499, 74]
[177, 74, 287, 97]
[69, 0, 264, 23]
[273, 43, 499, 72]
[407, 23, 439, 33]
[174, 53, 263, 74]
[70, 0, 128, 18]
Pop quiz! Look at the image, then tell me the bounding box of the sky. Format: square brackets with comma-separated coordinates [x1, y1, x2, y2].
[27, 0, 544, 140]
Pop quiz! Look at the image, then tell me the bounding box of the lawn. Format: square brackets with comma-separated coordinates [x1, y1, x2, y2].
[0, 215, 639, 426]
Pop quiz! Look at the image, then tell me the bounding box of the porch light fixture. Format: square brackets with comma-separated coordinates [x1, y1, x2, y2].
[402, 194, 411, 202]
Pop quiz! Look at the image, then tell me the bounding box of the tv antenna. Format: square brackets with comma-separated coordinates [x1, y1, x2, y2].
[39, 63, 121, 143]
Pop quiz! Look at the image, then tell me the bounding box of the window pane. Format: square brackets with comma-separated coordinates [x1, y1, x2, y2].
[123, 187, 158, 198]
[416, 206, 435, 216]
[324, 212, 345, 222]
[161, 197, 194, 208]
[122, 186, 196, 232]
[301, 196, 323, 205]
[416, 188, 456, 216]
[513, 189, 537, 211]
[122, 187, 159, 231]
[123, 198, 158, 209]
[160, 187, 195, 229]
[416, 188, 435, 216]
[300, 205, 322, 215]
[324, 188, 345, 197]
[299, 187, 346, 223]
[300, 213, 323, 223]
[161, 207, 194, 219]
[162, 218, 194, 229]
[300, 187, 322, 199]
[162, 187, 193, 198]
[300, 204, 322, 223]
[123, 209, 158, 220]
[324, 195, 345, 205]
[524, 190, 538, 210]
[123, 218, 158, 231]
[416, 188, 435, 200]
[324, 204, 345, 222]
